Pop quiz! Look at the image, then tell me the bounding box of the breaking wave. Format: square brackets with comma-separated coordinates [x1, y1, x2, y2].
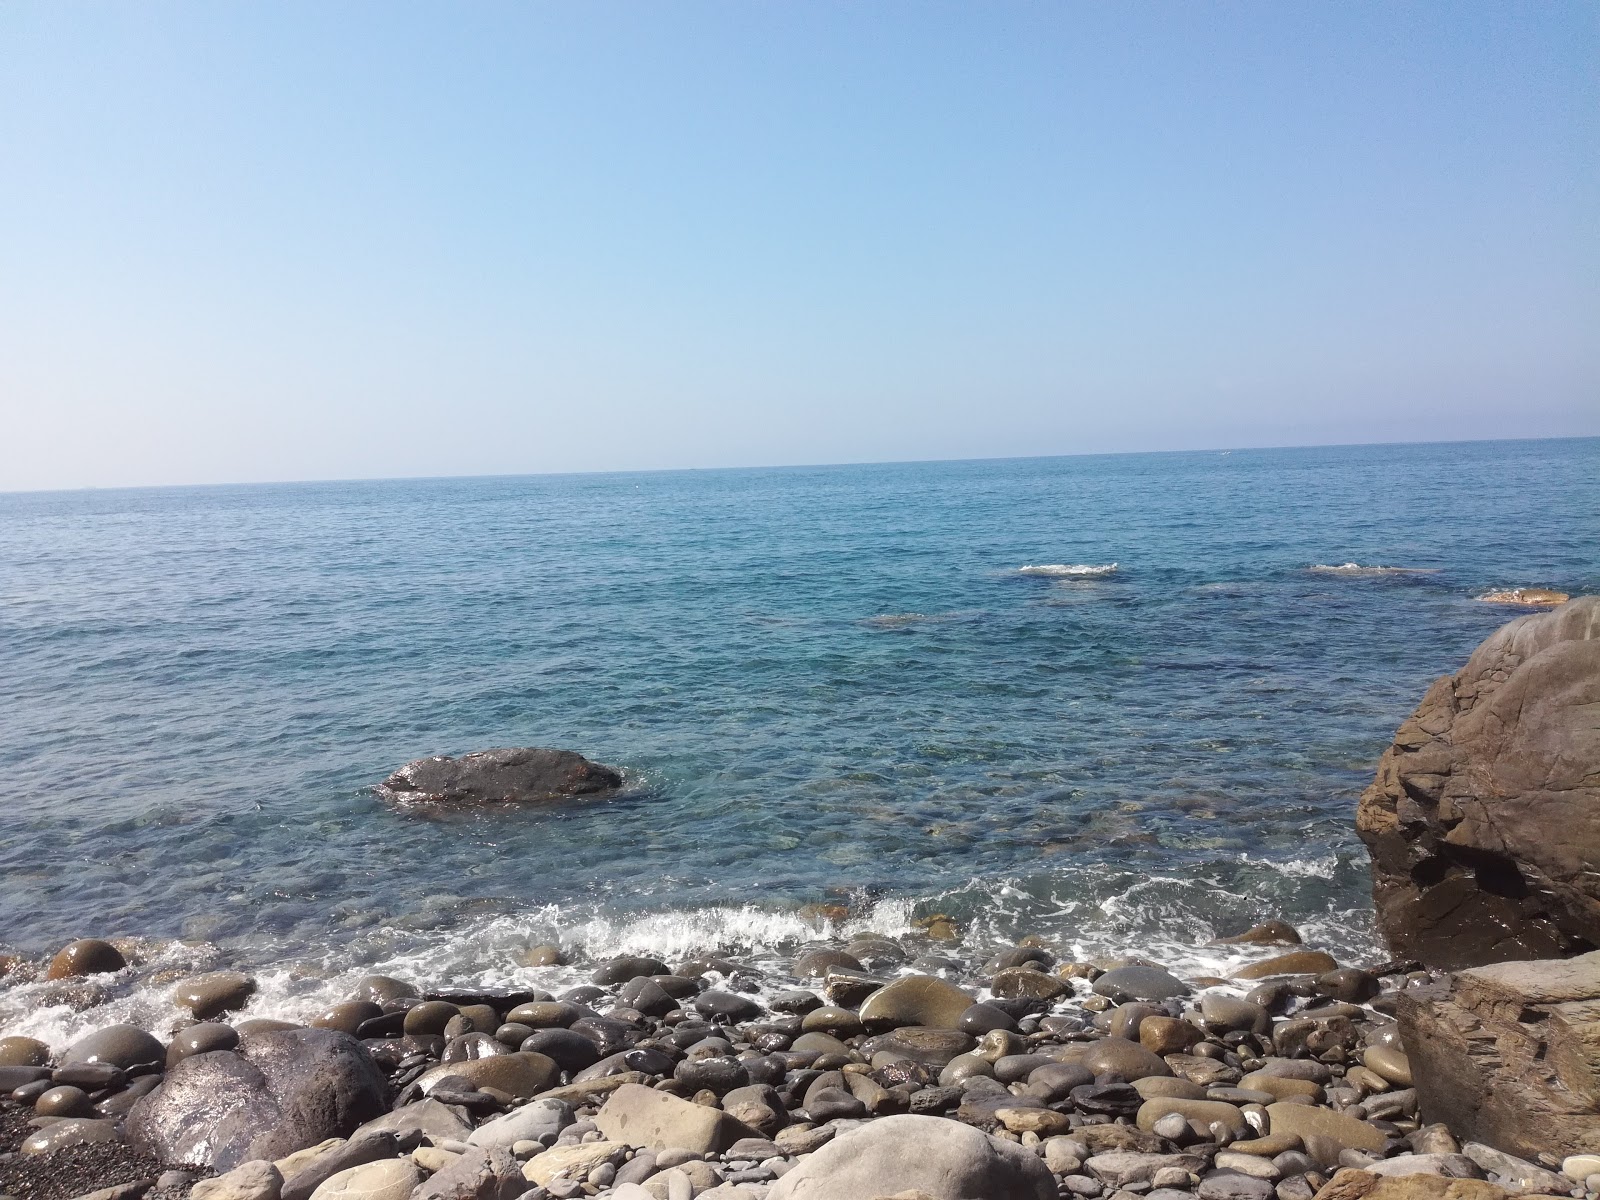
[1016, 563, 1119, 578]
[1307, 563, 1439, 575]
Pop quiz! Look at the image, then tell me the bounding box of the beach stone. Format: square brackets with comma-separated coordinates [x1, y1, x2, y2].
[1137, 1098, 1249, 1138]
[694, 990, 763, 1023]
[1082, 1037, 1172, 1080]
[51, 1060, 124, 1089]
[1308, 1170, 1507, 1200]
[350, 976, 415, 1006]
[722, 1083, 786, 1134]
[63, 1024, 165, 1069]
[824, 969, 885, 1006]
[518, 1028, 600, 1071]
[766, 1113, 1056, 1200]
[858, 974, 972, 1030]
[958, 1002, 1019, 1035]
[0, 1036, 51, 1066]
[995, 1106, 1074, 1136]
[1214, 922, 1303, 946]
[594, 1082, 759, 1153]
[1087, 1153, 1209, 1190]
[1133, 1076, 1208, 1101]
[505, 1000, 582, 1027]
[675, 1054, 749, 1094]
[1233, 952, 1338, 980]
[350, 1099, 471, 1144]
[593, 955, 670, 985]
[127, 1027, 389, 1172]
[1459, 1143, 1568, 1194]
[377, 746, 623, 805]
[517, 943, 565, 967]
[1198, 1172, 1276, 1200]
[191, 1161, 283, 1200]
[1166, 1054, 1242, 1087]
[1564, 1155, 1600, 1181]
[416, 1051, 558, 1098]
[1238, 1072, 1321, 1102]
[790, 1031, 851, 1057]
[168, 1022, 242, 1066]
[280, 1134, 401, 1200]
[1363, 1155, 1481, 1180]
[35, 1084, 94, 1116]
[1362, 1046, 1412, 1087]
[1202, 995, 1270, 1035]
[176, 972, 258, 1020]
[1263, 1104, 1386, 1168]
[311, 1003, 381, 1035]
[21, 1117, 120, 1154]
[467, 1098, 573, 1151]
[522, 1140, 624, 1186]
[403, 1001, 459, 1035]
[308, 1159, 422, 1200]
[793, 949, 863, 977]
[992, 968, 1071, 1001]
[1094, 966, 1192, 1003]
[1317, 969, 1380, 1004]
[1358, 596, 1600, 967]
[45, 939, 127, 979]
[412, 1146, 524, 1200]
[1140, 1016, 1200, 1055]
[863, 1026, 976, 1068]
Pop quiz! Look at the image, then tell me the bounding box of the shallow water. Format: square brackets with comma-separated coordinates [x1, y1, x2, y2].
[2, 438, 1597, 1039]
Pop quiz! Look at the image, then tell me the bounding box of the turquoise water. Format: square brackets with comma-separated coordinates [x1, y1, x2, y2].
[2, 438, 1597, 993]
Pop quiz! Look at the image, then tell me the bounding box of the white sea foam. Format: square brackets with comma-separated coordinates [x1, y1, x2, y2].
[0, 865, 1383, 1052]
[1307, 563, 1439, 575]
[1016, 563, 1118, 578]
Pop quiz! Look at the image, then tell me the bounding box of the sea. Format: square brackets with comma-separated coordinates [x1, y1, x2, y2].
[2, 437, 1597, 1044]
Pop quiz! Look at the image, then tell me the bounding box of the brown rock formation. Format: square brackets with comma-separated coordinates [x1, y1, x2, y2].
[1357, 596, 1600, 968]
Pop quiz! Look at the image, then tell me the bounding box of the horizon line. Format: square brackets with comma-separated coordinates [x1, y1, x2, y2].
[4, 431, 1597, 498]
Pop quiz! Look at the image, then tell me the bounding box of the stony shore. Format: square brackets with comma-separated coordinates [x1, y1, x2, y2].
[0, 926, 1591, 1200]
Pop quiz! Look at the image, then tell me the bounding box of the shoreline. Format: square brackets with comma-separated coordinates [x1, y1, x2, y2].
[0, 918, 1573, 1200]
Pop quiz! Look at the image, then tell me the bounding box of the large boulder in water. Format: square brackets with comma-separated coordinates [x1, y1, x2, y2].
[127, 1027, 389, 1170]
[376, 747, 623, 805]
[1357, 595, 1600, 968]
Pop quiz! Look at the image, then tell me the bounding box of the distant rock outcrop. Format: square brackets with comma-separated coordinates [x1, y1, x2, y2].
[1357, 596, 1600, 968]
[377, 747, 624, 805]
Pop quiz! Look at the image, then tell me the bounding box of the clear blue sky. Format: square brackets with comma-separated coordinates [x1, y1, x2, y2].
[1, 2, 1595, 490]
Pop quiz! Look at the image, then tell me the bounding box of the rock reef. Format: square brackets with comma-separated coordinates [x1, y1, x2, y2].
[376, 749, 624, 807]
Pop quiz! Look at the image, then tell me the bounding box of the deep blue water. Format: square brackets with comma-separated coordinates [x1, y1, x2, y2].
[2, 438, 1597, 999]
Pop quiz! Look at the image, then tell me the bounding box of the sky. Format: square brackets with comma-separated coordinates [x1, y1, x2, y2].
[1, 2, 1596, 491]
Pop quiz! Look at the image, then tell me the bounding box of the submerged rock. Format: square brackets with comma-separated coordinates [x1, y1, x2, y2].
[376, 747, 623, 805]
[1358, 594, 1600, 967]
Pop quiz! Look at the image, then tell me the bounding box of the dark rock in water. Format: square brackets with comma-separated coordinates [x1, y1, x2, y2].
[126, 1027, 389, 1171]
[1399, 949, 1600, 1159]
[1094, 965, 1192, 1003]
[519, 1028, 600, 1072]
[377, 747, 623, 805]
[592, 955, 669, 985]
[1358, 595, 1600, 968]
[45, 939, 127, 980]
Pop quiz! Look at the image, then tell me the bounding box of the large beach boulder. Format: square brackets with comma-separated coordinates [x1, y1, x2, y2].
[1357, 595, 1600, 968]
[127, 1027, 389, 1171]
[376, 747, 623, 805]
[766, 1113, 1056, 1200]
[1398, 950, 1600, 1159]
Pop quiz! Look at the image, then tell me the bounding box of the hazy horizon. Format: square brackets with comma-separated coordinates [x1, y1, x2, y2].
[4, 432, 1596, 498]
[3, 2, 1596, 492]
